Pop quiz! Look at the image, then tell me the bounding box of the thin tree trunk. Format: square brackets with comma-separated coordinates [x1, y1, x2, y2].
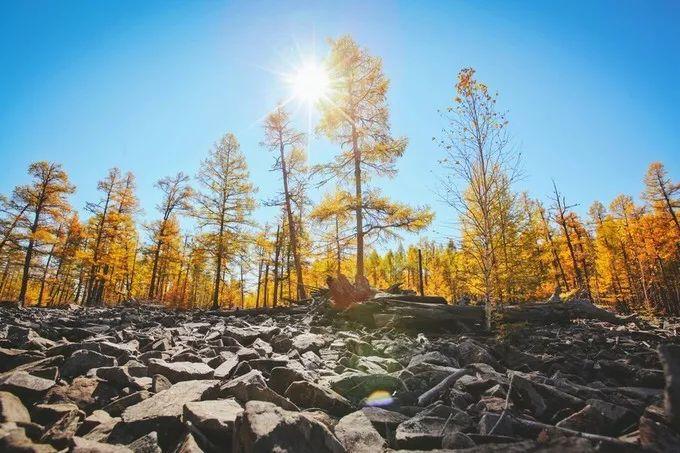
[272, 224, 281, 308]
[19, 206, 43, 304]
[278, 137, 306, 300]
[352, 126, 365, 280]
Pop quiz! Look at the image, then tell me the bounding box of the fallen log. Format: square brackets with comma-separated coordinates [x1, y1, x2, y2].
[374, 294, 448, 304]
[417, 367, 469, 406]
[499, 300, 622, 325]
[339, 298, 627, 330]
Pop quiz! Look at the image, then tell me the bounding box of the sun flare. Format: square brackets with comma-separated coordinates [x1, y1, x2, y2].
[290, 62, 330, 104]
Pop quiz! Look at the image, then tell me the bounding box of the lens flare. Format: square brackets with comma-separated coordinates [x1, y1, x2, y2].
[364, 390, 394, 407]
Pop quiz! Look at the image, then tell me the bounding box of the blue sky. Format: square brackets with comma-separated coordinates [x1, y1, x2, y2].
[1, 1, 678, 245]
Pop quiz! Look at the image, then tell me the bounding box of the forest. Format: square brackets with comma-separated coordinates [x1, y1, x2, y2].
[2, 19, 680, 453]
[0, 36, 678, 317]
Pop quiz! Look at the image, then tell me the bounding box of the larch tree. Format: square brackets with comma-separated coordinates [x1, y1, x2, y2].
[0, 195, 29, 256]
[550, 181, 585, 295]
[318, 35, 432, 281]
[84, 169, 139, 306]
[643, 161, 680, 236]
[438, 68, 519, 328]
[15, 161, 75, 304]
[147, 172, 192, 299]
[194, 133, 256, 310]
[262, 106, 307, 300]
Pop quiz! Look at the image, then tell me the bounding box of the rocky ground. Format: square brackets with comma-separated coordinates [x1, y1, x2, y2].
[1, 302, 679, 452]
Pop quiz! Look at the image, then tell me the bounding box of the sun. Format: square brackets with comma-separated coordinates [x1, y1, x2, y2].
[290, 61, 329, 104]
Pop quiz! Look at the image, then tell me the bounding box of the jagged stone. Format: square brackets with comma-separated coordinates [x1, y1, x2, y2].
[292, 333, 326, 353]
[0, 391, 31, 423]
[285, 381, 354, 416]
[122, 380, 218, 424]
[146, 359, 213, 384]
[0, 422, 57, 452]
[127, 431, 161, 453]
[212, 351, 239, 379]
[183, 399, 243, 446]
[31, 402, 82, 427]
[70, 436, 132, 452]
[268, 366, 312, 394]
[334, 410, 385, 453]
[232, 400, 345, 453]
[0, 371, 55, 403]
[61, 349, 117, 379]
[659, 343, 680, 430]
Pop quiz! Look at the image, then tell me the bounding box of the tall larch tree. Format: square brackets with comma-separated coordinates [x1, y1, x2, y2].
[318, 35, 432, 281]
[194, 133, 256, 310]
[147, 172, 192, 299]
[643, 162, 680, 236]
[15, 161, 74, 304]
[262, 106, 307, 300]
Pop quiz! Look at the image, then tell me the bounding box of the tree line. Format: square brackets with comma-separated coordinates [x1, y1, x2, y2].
[1, 36, 677, 316]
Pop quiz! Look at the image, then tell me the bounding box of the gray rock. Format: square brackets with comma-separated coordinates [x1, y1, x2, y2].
[0, 422, 57, 452]
[334, 410, 385, 453]
[183, 399, 243, 445]
[659, 343, 680, 430]
[0, 371, 55, 403]
[174, 432, 204, 453]
[292, 333, 326, 353]
[122, 380, 219, 423]
[32, 402, 82, 427]
[271, 333, 293, 353]
[97, 367, 137, 388]
[251, 338, 273, 356]
[408, 351, 455, 368]
[61, 349, 117, 379]
[147, 359, 213, 384]
[102, 391, 151, 417]
[0, 391, 31, 423]
[232, 400, 345, 453]
[151, 375, 171, 393]
[71, 436, 132, 452]
[285, 381, 354, 416]
[478, 412, 513, 436]
[212, 351, 239, 379]
[127, 431, 161, 453]
[457, 339, 499, 369]
[216, 370, 299, 411]
[360, 406, 409, 438]
[268, 366, 312, 394]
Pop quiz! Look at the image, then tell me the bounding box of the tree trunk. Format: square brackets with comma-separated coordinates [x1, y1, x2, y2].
[278, 139, 306, 300]
[272, 224, 281, 308]
[37, 236, 58, 307]
[148, 236, 163, 299]
[212, 221, 225, 310]
[352, 126, 364, 280]
[263, 261, 270, 308]
[19, 206, 42, 304]
[417, 249, 424, 296]
[255, 259, 263, 308]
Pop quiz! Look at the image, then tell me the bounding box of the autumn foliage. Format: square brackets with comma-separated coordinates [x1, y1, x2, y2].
[0, 37, 677, 316]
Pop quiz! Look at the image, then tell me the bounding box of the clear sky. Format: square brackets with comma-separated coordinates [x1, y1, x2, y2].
[1, 1, 678, 245]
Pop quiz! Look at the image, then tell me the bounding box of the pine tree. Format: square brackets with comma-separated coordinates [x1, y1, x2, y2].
[194, 133, 256, 310]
